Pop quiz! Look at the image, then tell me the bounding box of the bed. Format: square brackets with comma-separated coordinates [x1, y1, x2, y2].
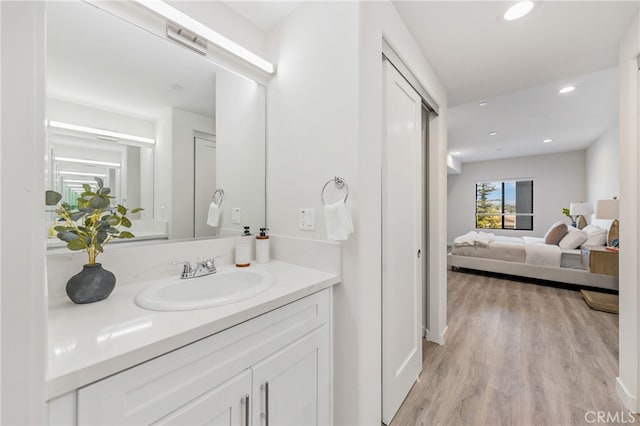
[448, 222, 618, 290]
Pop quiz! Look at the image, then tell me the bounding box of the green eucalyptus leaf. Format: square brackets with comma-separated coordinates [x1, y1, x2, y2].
[104, 215, 120, 226]
[94, 243, 104, 253]
[79, 207, 94, 214]
[121, 216, 132, 228]
[67, 239, 86, 251]
[53, 226, 72, 232]
[57, 231, 79, 242]
[69, 212, 86, 222]
[118, 231, 135, 239]
[82, 184, 91, 192]
[107, 227, 119, 234]
[131, 208, 144, 214]
[117, 205, 127, 215]
[97, 231, 108, 244]
[45, 190, 62, 206]
[94, 177, 104, 189]
[99, 187, 111, 195]
[89, 196, 110, 210]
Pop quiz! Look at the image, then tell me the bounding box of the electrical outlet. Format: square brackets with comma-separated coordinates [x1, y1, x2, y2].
[231, 208, 241, 225]
[299, 208, 315, 231]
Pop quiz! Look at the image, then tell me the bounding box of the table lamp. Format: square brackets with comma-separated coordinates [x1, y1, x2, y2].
[569, 202, 594, 229]
[595, 198, 619, 247]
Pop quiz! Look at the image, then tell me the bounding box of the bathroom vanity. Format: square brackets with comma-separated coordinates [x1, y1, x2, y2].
[47, 261, 338, 425]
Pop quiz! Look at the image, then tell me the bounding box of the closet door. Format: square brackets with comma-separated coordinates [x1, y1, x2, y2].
[382, 59, 424, 425]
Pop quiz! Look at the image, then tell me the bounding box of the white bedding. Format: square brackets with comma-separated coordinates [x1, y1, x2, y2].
[452, 234, 563, 268]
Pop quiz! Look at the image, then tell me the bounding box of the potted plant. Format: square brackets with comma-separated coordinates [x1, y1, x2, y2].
[45, 177, 143, 304]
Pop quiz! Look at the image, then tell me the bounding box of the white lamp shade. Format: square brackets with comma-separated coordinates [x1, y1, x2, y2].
[595, 199, 619, 219]
[569, 202, 594, 216]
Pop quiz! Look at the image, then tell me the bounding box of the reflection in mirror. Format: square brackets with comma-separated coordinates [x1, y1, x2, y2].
[45, 1, 266, 247]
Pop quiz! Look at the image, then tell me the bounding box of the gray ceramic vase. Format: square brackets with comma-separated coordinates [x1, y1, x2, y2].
[66, 263, 116, 304]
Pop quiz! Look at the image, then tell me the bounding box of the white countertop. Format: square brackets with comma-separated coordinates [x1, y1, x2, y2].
[47, 261, 339, 400]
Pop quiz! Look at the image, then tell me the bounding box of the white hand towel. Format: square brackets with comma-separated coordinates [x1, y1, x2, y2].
[324, 201, 354, 241]
[207, 202, 220, 227]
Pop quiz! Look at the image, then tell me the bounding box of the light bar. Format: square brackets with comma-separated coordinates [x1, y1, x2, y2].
[134, 0, 275, 74]
[59, 171, 108, 178]
[49, 121, 155, 145]
[54, 157, 121, 168]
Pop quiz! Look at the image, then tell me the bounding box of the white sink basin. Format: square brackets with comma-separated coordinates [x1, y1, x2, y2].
[134, 267, 276, 311]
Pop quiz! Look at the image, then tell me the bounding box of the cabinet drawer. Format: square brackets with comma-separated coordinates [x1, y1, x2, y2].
[77, 290, 330, 425]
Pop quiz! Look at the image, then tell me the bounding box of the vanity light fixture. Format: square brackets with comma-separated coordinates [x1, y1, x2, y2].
[54, 157, 121, 168]
[488, 131, 497, 136]
[133, 0, 275, 74]
[59, 171, 108, 178]
[479, 101, 488, 107]
[558, 85, 576, 94]
[62, 179, 102, 184]
[543, 139, 553, 143]
[503, 1, 535, 21]
[49, 121, 155, 145]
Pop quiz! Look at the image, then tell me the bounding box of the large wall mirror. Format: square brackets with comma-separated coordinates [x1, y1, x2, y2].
[46, 1, 266, 248]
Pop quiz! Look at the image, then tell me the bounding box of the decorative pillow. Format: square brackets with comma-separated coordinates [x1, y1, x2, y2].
[559, 230, 588, 249]
[582, 225, 607, 246]
[544, 221, 569, 245]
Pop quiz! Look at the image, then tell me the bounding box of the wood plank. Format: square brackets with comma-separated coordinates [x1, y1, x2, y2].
[391, 270, 635, 426]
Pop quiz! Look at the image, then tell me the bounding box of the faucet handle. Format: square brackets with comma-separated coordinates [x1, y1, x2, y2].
[205, 255, 224, 272]
[172, 260, 193, 278]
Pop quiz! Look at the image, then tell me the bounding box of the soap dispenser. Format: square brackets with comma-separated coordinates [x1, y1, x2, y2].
[235, 226, 252, 267]
[256, 228, 270, 264]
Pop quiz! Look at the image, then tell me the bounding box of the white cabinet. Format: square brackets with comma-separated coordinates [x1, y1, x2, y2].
[49, 289, 331, 426]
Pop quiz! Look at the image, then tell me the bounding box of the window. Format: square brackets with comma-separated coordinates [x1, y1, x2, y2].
[475, 179, 533, 230]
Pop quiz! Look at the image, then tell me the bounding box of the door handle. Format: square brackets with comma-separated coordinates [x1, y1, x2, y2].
[243, 394, 250, 426]
[261, 381, 269, 426]
[417, 249, 421, 258]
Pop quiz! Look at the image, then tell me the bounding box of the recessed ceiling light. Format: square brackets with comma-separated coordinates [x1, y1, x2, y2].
[451, 151, 461, 156]
[488, 131, 497, 136]
[558, 85, 576, 94]
[479, 101, 488, 107]
[503, 1, 535, 21]
[543, 139, 553, 143]
[171, 84, 184, 91]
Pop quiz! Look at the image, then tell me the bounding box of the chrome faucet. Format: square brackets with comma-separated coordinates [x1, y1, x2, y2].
[172, 256, 222, 279]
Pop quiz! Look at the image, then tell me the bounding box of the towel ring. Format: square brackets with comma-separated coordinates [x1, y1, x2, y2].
[212, 189, 224, 206]
[321, 176, 349, 205]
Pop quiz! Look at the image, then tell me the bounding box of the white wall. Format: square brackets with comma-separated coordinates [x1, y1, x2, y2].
[586, 124, 620, 204]
[0, 2, 47, 423]
[155, 108, 216, 240]
[447, 150, 587, 242]
[216, 68, 266, 235]
[266, 4, 360, 425]
[617, 10, 640, 413]
[267, 2, 448, 424]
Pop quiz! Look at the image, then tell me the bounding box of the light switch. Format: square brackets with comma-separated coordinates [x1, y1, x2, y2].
[299, 208, 315, 231]
[231, 208, 241, 225]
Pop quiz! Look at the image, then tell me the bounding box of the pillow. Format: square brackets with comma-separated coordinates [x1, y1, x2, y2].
[582, 225, 607, 246]
[559, 230, 588, 249]
[544, 221, 569, 245]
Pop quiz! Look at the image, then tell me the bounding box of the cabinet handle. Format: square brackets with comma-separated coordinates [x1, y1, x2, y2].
[261, 381, 270, 426]
[243, 394, 250, 426]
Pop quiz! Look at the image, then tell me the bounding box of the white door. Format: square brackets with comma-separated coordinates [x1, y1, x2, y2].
[194, 137, 217, 238]
[155, 369, 252, 426]
[251, 329, 327, 426]
[382, 59, 423, 425]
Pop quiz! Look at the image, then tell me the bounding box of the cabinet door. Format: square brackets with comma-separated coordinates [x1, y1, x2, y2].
[156, 369, 252, 426]
[251, 328, 329, 426]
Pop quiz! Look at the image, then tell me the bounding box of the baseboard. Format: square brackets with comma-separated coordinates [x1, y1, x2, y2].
[426, 325, 448, 345]
[616, 377, 638, 412]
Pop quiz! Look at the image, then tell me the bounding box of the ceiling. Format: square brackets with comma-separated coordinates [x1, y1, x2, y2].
[392, 1, 638, 165]
[47, 1, 218, 120]
[224, 1, 302, 32]
[393, 1, 639, 107]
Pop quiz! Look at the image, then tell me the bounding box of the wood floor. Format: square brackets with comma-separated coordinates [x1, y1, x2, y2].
[391, 270, 635, 426]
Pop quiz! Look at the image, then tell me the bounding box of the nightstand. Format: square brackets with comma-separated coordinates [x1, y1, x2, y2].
[581, 245, 619, 314]
[582, 245, 619, 276]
